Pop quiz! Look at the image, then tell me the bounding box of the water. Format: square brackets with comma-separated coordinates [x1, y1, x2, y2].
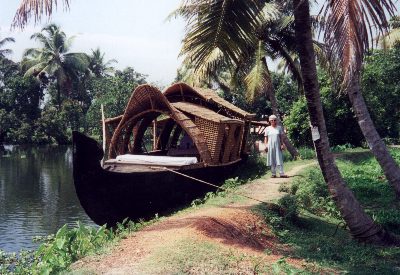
[0, 145, 95, 252]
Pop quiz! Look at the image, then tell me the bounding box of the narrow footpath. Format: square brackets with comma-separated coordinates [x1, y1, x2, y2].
[72, 161, 315, 274]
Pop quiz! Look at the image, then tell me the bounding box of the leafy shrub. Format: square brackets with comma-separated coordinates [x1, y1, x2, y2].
[373, 209, 400, 233]
[278, 183, 290, 193]
[331, 143, 354, 152]
[291, 168, 341, 219]
[391, 148, 400, 162]
[297, 147, 315, 160]
[278, 195, 299, 223]
[234, 153, 268, 181]
[33, 223, 112, 274]
[0, 219, 149, 274]
[290, 150, 400, 233]
[256, 195, 300, 233]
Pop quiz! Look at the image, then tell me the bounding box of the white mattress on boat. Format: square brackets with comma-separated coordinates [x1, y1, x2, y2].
[115, 154, 198, 166]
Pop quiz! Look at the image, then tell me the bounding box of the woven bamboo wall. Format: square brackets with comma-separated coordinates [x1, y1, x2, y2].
[195, 117, 223, 164]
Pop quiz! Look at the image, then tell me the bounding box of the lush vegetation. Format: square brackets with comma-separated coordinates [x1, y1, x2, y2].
[0, 25, 147, 145]
[1, 23, 400, 147]
[0, 219, 156, 274]
[214, 47, 400, 149]
[257, 148, 400, 273]
[1, 0, 399, 272]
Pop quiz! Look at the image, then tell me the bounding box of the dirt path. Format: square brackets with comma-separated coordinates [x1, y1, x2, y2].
[72, 162, 315, 274]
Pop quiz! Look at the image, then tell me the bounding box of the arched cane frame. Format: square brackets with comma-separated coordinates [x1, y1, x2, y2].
[108, 85, 212, 163]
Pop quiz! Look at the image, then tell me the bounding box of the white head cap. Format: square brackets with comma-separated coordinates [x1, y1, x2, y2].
[269, 115, 277, 121]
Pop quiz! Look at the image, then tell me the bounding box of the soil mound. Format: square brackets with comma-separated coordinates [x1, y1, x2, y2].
[192, 210, 278, 252]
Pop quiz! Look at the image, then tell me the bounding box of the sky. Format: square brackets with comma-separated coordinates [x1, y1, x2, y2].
[0, 0, 186, 86]
[1, 1, 398, 86]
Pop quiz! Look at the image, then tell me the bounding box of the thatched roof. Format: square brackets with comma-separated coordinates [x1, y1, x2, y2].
[164, 83, 255, 120]
[171, 102, 243, 124]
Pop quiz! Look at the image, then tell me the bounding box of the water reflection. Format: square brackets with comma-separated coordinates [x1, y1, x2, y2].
[0, 145, 95, 252]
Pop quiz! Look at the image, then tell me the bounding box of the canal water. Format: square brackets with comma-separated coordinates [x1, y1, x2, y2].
[0, 145, 95, 252]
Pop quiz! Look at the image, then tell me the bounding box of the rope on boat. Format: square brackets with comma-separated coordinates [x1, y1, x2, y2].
[150, 166, 270, 204]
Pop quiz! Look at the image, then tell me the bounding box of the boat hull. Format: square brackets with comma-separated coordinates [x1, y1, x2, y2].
[72, 131, 241, 226]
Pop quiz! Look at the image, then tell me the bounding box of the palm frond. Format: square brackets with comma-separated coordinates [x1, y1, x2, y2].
[244, 40, 271, 102]
[0, 37, 16, 46]
[322, 0, 396, 87]
[180, 0, 264, 77]
[183, 47, 226, 82]
[64, 36, 76, 51]
[12, 0, 70, 29]
[265, 37, 303, 91]
[0, 49, 13, 57]
[23, 62, 46, 77]
[314, 42, 343, 92]
[261, 3, 281, 24]
[176, 64, 211, 87]
[379, 28, 400, 50]
[42, 62, 59, 75]
[64, 52, 90, 72]
[167, 3, 209, 22]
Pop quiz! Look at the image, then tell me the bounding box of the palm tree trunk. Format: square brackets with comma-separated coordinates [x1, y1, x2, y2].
[56, 81, 61, 109]
[266, 38, 304, 94]
[293, 0, 398, 245]
[349, 73, 400, 197]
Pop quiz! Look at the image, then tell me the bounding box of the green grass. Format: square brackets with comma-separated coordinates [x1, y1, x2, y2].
[139, 238, 308, 274]
[256, 148, 400, 274]
[256, 205, 400, 274]
[188, 154, 313, 209]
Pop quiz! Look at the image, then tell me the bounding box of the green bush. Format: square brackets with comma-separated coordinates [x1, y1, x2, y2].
[291, 168, 341, 219]
[290, 150, 400, 233]
[297, 147, 315, 160]
[0, 219, 150, 274]
[256, 150, 400, 273]
[278, 194, 299, 223]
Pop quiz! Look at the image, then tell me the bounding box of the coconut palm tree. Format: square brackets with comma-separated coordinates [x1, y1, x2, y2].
[22, 24, 89, 108]
[88, 48, 117, 78]
[294, 0, 399, 245]
[175, 1, 300, 157]
[12, 0, 400, 245]
[321, 2, 400, 198]
[178, 0, 399, 244]
[0, 36, 15, 58]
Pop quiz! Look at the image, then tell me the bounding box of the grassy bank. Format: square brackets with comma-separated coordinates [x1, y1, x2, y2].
[5, 148, 397, 274]
[0, 219, 157, 274]
[257, 148, 400, 273]
[0, 152, 275, 274]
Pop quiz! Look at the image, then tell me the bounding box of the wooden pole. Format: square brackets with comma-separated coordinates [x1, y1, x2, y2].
[101, 104, 106, 167]
[153, 119, 157, 150]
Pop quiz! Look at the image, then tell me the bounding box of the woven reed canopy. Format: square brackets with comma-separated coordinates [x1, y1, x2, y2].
[164, 83, 255, 120]
[104, 83, 252, 165]
[171, 102, 243, 124]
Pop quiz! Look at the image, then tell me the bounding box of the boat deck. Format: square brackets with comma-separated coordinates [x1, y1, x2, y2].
[103, 159, 203, 173]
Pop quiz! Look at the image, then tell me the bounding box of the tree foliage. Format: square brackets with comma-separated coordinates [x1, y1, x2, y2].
[362, 45, 400, 141]
[0, 25, 148, 145]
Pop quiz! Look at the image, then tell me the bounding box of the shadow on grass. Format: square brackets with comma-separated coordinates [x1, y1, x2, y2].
[253, 203, 400, 274]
